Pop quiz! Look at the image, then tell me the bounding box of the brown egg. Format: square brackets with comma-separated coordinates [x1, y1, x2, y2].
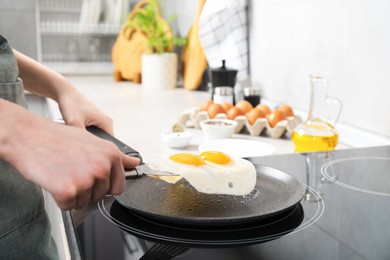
[246, 108, 266, 125]
[221, 102, 234, 112]
[267, 110, 287, 128]
[200, 100, 214, 111]
[277, 105, 294, 117]
[235, 100, 253, 114]
[255, 104, 272, 115]
[227, 106, 245, 120]
[207, 103, 226, 118]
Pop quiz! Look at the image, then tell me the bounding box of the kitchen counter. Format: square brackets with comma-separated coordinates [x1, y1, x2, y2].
[49, 76, 349, 161]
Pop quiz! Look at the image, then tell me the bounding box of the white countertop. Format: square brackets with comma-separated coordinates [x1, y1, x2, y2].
[47, 76, 355, 162]
[51, 76, 302, 161]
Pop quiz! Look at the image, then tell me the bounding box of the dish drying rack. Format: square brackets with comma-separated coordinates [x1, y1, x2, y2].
[36, 0, 134, 74]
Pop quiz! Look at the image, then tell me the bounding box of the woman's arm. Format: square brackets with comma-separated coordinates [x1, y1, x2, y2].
[13, 49, 113, 134]
[14, 49, 69, 101]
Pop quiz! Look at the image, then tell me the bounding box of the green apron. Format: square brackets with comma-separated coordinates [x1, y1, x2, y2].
[0, 35, 58, 259]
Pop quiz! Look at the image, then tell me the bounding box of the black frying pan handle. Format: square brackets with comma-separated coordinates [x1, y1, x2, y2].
[86, 126, 143, 163]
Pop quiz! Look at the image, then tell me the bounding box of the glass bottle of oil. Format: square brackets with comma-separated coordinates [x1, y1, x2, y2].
[292, 75, 342, 153]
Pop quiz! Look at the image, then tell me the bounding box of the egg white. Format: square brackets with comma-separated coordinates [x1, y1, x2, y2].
[200, 157, 257, 195]
[149, 156, 257, 196]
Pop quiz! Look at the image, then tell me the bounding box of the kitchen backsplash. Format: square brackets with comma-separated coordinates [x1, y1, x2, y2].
[248, 0, 390, 139]
[0, 0, 38, 59]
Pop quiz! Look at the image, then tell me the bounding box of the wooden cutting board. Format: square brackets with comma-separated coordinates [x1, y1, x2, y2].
[182, 0, 208, 90]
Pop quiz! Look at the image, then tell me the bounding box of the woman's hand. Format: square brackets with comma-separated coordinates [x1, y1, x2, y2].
[0, 100, 140, 210]
[57, 86, 114, 134]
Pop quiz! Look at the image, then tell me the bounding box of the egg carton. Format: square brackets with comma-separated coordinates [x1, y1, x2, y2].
[179, 108, 302, 139]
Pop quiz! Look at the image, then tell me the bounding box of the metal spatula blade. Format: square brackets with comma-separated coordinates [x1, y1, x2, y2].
[125, 164, 179, 179]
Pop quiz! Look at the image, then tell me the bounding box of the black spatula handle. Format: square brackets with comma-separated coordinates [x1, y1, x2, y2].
[86, 125, 143, 163]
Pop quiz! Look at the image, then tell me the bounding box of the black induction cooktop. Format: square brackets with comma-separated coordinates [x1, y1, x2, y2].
[77, 145, 390, 260]
[246, 145, 390, 260]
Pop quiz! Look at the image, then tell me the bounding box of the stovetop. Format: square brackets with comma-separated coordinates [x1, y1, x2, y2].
[246, 145, 390, 260]
[77, 145, 390, 260]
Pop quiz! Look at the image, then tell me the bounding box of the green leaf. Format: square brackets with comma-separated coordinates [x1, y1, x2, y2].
[125, 0, 184, 54]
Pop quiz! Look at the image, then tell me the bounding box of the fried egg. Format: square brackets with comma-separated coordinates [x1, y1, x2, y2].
[149, 151, 257, 196]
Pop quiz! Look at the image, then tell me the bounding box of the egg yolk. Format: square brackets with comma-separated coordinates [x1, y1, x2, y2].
[199, 151, 231, 165]
[169, 153, 205, 166]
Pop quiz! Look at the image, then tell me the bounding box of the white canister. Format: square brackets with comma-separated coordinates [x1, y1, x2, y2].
[213, 87, 234, 104]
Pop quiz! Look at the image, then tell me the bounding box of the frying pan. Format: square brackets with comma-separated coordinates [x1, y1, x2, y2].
[115, 165, 305, 226]
[88, 126, 306, 226]
[101, 200, 305, 248]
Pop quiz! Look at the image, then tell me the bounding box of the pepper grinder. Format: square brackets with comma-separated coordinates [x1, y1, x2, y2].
[209, 60, 238, 104]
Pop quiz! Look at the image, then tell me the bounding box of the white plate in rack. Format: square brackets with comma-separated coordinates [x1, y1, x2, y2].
[199, 138, 276, 158]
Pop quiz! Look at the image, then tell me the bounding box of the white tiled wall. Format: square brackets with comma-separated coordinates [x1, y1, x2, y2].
[248, 0, 390, 138]
[0, 0, 38, 59]
[160, 0, 198, 37]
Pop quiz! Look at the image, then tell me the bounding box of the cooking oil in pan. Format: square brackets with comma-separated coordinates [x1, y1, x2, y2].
[240, 189, 260, 204]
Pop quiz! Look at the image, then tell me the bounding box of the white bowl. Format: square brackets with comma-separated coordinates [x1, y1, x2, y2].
[200, 119, 238, 140]
[161, 131, 192, 148]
